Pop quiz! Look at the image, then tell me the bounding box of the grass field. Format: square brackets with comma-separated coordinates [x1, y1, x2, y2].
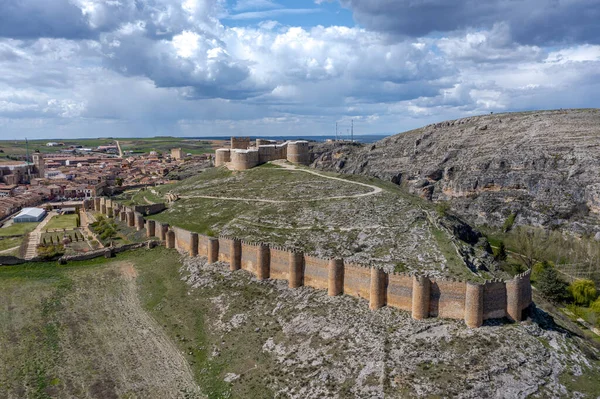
[0, 248, 276, 398]
[0, 250, 202, 398]
[114, 189, 164, 206]
[0, 222, 39, 237]
[44, 214, 78, 231]
[0, 237, 21, 252]
[0, 137, 226, 160]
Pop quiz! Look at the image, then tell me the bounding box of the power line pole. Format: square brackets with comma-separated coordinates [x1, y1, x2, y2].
[335, 122, 338, 141]
[351, 119, 354, 142]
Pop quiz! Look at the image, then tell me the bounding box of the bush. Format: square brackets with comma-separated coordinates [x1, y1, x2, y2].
[536, 261, 569, 303]
[503, 213, 517, 232]
[435, 202, 451, 217]
[532, 260, 554, 283]
[493, 241, 507, 261]
[591, 298, 600, 313]
[569, 279, 597, 306]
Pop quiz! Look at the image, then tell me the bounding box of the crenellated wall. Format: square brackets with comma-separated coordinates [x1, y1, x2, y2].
[93, 197, 533, 328]
[231, 149, 259, 171]
[303, 255, 330, 291]
[215, 137, 310, 171]
[231, 137, 251, 149]
[344, 263, 371, 300]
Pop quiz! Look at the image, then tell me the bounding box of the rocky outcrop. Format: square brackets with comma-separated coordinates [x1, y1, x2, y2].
[311, 109, 600, 233]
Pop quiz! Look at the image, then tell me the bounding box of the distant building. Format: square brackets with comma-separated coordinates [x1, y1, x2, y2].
[32, 151, 44, 179]
[13, 207, 46, 223]
[0, 161, 31, 185]
[0, 184, 16, 197]
[46, 142, 60, 147]
[171, 148, 183, 160]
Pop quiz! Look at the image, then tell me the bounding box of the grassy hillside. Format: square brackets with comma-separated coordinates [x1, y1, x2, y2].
[145, 163, 499, 281]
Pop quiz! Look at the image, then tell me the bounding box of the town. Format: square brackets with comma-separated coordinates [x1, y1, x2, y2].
[0, 142, 211, 221]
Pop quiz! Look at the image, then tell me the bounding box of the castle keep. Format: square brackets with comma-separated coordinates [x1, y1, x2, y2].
[91, 197, 533, 328]
[215, 137, 310, 170]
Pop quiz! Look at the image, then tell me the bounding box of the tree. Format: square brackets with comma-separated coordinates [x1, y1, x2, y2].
[512, 226, 550, 270]
[536, 261, 569, 303]
[494, 241, 508, 262]
[569, 279, 597, 306]
[591, 298, 600, 313]
[503, 213, 517, 232]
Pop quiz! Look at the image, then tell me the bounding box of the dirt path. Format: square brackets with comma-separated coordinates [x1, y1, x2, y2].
[54, 261, 203, 398]
[180, 161, 383, 203]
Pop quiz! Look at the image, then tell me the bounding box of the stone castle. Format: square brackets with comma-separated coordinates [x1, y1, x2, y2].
[88, 197, 533, 328]
[215, 137, 310, 170]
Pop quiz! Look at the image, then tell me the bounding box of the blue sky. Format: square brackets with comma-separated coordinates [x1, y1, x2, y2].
[0, 0, 598, 139]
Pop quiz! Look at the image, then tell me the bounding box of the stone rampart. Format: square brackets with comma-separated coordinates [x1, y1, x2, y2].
[269, 247, 291, 281]
[303, 255, 330, 290]
[215, 149, 231, 167]
[258, 145, 287, 164]
[387, 273, 413, 311]
[286, 140, 310, 165]
[198, 235, 210, 257]
[173, 226, 193, 253]
[429, 278, 466, 319]
[240, 241, 259, 274]
[231, 137, 251, 149]
[231, 149, 259, 170]
[132, 203, 166, 216]
[343, 262, 371, 300]
[142, 221, 533, 328]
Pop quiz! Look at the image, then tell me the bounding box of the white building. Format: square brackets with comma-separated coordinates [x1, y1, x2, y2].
[13, 207, 47, 223]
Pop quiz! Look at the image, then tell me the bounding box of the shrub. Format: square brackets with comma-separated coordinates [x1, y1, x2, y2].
[503, 213, 517, 232]
[435, 202, 451, 217]
[569, 279, 597, 306]
[536, 261, 569, 303]
[591, 298, 600, 313]
[532, 260, 554, 283]
[493, 241, 507, 261]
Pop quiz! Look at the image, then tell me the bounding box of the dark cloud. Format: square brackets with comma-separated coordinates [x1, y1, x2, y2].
[341, 0, 600, 45]
[0, 0, 94, 39]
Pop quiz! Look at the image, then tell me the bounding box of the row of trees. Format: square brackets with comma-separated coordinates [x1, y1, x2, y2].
[90, 215, 119, 243]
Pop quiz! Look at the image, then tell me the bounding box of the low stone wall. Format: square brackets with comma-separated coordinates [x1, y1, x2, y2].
[132, 203, 166, 216]
[91, 198, 533, 328]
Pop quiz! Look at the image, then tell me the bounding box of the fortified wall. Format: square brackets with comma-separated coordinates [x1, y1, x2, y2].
[214, 137, 311, 171]
[92, 197, 533, 328]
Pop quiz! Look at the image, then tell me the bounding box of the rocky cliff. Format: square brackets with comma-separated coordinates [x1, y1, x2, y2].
[312, 109, 600, 234]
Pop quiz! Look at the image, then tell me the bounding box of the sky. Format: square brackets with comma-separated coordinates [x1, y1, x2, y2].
[0, 0, 599, 139]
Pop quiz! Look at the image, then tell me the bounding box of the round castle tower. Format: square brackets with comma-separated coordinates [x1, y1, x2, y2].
[286, 140, 310, 165]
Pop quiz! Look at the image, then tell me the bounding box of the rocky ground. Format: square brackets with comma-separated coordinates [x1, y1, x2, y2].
[311, 109, 600, 235]
[181, 253, 600, 398]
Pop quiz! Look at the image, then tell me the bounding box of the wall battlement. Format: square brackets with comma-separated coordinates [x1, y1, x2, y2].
[95, 198, 534, 328]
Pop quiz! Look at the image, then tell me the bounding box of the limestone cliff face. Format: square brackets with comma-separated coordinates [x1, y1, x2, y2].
[311, 109, 600, 233]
